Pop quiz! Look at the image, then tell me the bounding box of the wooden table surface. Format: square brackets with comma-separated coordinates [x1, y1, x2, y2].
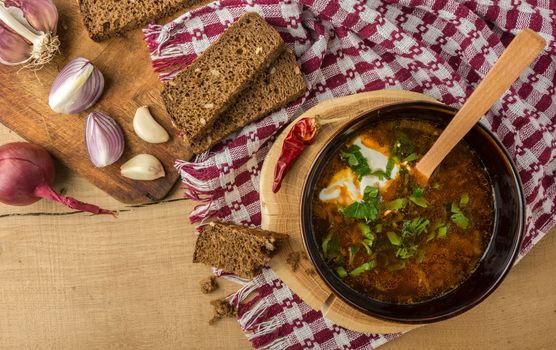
[0, 124, 554, 350]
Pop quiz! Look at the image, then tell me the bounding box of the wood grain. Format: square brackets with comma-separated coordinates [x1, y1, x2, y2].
[261, 90, 439, 333]
[0, 124, 555, 349]
[0, 0, 196, 204]
[416, 29, 546, 180]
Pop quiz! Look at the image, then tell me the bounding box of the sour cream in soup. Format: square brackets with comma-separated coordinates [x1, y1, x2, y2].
[318, 136, 399, 206]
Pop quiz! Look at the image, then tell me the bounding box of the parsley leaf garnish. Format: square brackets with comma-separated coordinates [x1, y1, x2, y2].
[403, 153, 418, 162]
[460, 193, 470, 207]
[401, 217, 430, 238]
[341, 186, 381, 222]
[386, 231, 402, 246]
[451, 202, 469, 229]
[336, 266, 348, 278]
[341, 144, 371, 178]
[348, 245, 359, 265]
[349, 260, 377, 277]
[358, 222, 375, 254]
[408, 186, 429, 208]
[384, 198, 408, 210]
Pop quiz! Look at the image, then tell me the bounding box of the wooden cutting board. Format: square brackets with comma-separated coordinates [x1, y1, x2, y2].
[260, 90, 439, 333]
[0, 0, 201, 204]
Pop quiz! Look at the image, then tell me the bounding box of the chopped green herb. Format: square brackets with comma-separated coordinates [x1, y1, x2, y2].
[322, 232, 333, 256]
[460, 193, 470, 207]
[396, 244, 418, 259]
[370, 169, 388, 180]
[386, 231, 402, 246]
[349, 260, 377, 277]
[426, 231, 436, 242]
[451, 202, 470, 229]
[363, 186, 379, 201]
[322, 232, 342, 264]
[342, 201, 379, 222]
[348, 245, 359, 265]
[437, 225, 448, 238]
[408, 186, 429, 208]
[451, 212, 469, 229]
[358, 222, 371, 237]
[401, 217, 430, 238]
[403, 153, 418, 162]
[358, 222, 375, 254]
[392, 132, 414, 159]
[374, 224, 383, 233]
[451, 201, 461, 213]
[336, 266, 348, 278]
[361, 240, 373, 255]
[341, 145, 371, 178]
[342, 186, 381, 222]
[385, 198, 408, 210]
[385, 157, 395, 178]
[432, 182, 441, 190]
[387, 261, 406, 271]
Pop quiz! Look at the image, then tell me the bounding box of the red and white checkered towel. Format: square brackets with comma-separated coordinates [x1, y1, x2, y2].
[144, 1, 556, 348]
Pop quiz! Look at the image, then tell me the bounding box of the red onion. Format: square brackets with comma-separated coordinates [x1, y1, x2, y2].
[85, 112, 125, 168]
[0, 142, 114, 215]
[0, 0, 59, 67]
[49, 58, 105, 114]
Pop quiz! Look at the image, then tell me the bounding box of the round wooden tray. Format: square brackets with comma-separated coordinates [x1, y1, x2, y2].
[260, 90, 439, 333]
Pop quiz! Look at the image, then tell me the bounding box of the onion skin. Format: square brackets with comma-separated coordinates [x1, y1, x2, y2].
[85, 112, 125, 168]
[0, 142, 114, 215]
[49, 58, 105, 114]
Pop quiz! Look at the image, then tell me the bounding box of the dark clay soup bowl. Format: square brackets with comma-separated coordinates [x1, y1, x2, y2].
[301, 101, 525, 323]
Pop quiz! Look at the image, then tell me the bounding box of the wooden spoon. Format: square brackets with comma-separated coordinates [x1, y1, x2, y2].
[414, 29, 546, 184]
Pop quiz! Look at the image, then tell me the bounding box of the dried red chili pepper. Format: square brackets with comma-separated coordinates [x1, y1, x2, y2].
[272, 117, 318, 193]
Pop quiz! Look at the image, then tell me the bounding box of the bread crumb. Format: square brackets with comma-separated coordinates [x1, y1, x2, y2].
[203, 103, 214, 109]
[287, 252, 302, 272]
[294, 66, 301, 74]
[200, 276, 218, 294]
[255, 47, 263, 54]
[305, 268, 316, 275]
[209, 298, 236, 325]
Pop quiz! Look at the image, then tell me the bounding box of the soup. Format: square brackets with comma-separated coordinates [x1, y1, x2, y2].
[312, 119, 494, 304]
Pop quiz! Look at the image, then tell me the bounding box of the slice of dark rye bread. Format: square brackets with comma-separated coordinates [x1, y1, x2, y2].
[188, 49, 307, 154]
[78, 0, 208, 41]
[193, 221, 288, 279]
[161, 13, 285, 142]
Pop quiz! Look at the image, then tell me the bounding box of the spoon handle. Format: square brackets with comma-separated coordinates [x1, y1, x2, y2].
[415, 29, 546, 181]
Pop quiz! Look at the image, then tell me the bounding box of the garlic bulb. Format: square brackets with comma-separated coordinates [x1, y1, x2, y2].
[49, 57, 105, 114]
[0, 0, 60, 67]
[85, 112, 124, 168]
[120, 154, 165, 181]
[133, 106, 170, 143]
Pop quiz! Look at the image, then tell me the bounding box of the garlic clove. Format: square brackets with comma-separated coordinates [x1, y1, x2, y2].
[120, 154, 165, 181]
[85, 112, 125, 168]
[49, 57, 104, 114]
[14, 0, 59, 33]
[133, 106, 170, 144]
[0, 23, 32, 65]
[0, 0, 59, 67]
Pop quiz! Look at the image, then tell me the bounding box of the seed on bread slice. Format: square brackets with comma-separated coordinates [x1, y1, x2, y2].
[161, 13, 285, 142]
[188, 49, 307, 154]
[78, 0, 207, 41]
[193, 221, 288, 279]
